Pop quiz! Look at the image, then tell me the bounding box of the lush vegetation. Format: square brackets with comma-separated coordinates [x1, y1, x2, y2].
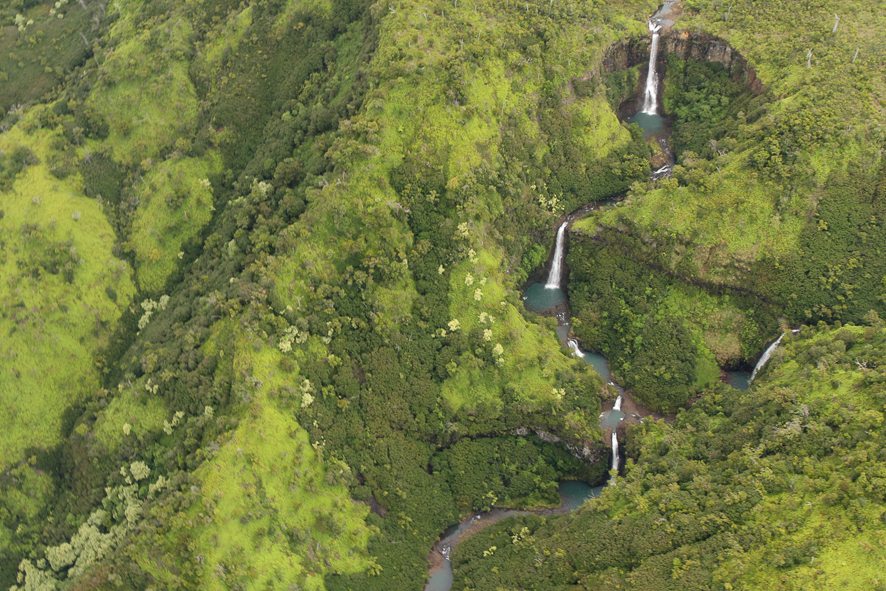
[568, 218, 780, 411]
[451, 322, 886, 590]
[0, 0, 882, 589]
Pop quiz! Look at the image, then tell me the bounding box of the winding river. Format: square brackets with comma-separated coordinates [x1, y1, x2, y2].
[424, 481, 602, 591]
[420, 1, 794, 587]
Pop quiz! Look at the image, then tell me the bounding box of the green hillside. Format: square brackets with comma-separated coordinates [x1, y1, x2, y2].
[0, 0, 882, 589]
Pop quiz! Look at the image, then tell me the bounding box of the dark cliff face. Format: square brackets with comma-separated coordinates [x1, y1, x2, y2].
[602, 30, 764, 95]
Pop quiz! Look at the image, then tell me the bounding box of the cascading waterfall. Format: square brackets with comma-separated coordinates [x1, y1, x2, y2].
[609, 394, 623, 481]
[750, 333, 784, 383]
[749, 330, 800, 383]
[567, 338, 586, 358]
[641, 21, 662, 114]
[545, 222, 568, 289]
[652, 164, 671, 179]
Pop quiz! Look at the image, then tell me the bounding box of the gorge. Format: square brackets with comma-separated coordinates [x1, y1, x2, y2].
[425, 4, 796, 586]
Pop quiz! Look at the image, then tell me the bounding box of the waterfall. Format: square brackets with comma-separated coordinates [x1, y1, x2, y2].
[545, 222, 568, 289]
[652, 164, 671, 179]
[609, 394, 623, 481]
[641, 21, 662, 114]
[567, 339, 585, 358]
[749, 333, 785, 383]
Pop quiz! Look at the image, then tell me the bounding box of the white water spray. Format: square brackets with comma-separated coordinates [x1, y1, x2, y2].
[641, 21, 662, 114]
[545, 222, 568, 289]
[750, 333, 785, 383]
[567, 339, 585, 358]
[652, 164, 671, 179]
[609, 394, 623, 481]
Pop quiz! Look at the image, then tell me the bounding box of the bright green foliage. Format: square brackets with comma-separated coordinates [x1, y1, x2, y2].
[84, 7, 199, 166]
[0, 112, 134, 469]
[0, 0, 882, 590]
[135, 343, 376, 590]
[127, 152, 221, 292]
[451, 323, 886, 590]
[91, 382, 168, 452]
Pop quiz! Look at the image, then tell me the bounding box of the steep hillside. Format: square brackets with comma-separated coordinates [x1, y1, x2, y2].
[0, 0, 882, 590]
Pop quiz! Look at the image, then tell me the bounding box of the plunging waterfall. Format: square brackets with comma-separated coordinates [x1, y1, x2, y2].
[567, 339, 585, 358]
[750, 333, 785, 383]
[641, 21, 662, 114]
[609, 394, 623, 481]
[545, 222, 568, 289]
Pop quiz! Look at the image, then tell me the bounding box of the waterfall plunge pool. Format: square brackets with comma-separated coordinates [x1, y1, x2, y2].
[629, 111, 667, 138]
[724, 370, 751, 390]
[522, 281, 566, 313]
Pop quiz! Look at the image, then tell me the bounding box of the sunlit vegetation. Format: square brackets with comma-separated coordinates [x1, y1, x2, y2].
[0, 109, 134, 470]
[0, 0, 881, 589]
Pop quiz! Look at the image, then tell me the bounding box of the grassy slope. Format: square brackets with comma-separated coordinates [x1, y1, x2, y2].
[0, 1, 881, 590]
[0, 109, 135, 468]
[128, 326, 376, 590]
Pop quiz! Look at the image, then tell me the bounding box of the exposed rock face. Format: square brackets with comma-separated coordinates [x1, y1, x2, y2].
[602, 30, 764, 95]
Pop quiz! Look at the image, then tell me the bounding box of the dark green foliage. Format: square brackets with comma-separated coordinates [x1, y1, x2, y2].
[0, 145, 37, 190]
[626, 317, 697, 411]
[16, 224, 79, 282]
[754, 161, 886, 322]
[451, 325, 886, 590]
[80, 152, 125, 202]
[568, 230, 778, 411]
[662, 56, 754, 158]
[603, 66, 641, 111]
[0, 1, 105, 113]
[201, 1, 377, 178]
[432, 437, 590, 513]
[541, 103, 650, 208]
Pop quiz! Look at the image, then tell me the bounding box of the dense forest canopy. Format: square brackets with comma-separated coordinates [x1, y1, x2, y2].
[0, 0, 882, 590]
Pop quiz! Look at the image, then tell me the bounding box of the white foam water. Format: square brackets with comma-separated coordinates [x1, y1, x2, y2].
[545, 222, 568, 289]
[641, 21, 662, 114]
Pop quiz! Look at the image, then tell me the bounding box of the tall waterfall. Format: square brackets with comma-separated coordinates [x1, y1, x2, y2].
[609, 394, 623, 481]
[545, 222, 568, 289]
[641, 21, 662, 114]
[750, 333, 785, 383]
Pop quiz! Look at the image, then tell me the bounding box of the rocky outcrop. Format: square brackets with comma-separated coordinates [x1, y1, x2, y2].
[602, 30, 764, 95]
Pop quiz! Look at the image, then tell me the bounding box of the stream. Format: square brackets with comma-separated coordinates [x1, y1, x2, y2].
[424, 481, 602, 591]
[420, 2, 787, 588]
